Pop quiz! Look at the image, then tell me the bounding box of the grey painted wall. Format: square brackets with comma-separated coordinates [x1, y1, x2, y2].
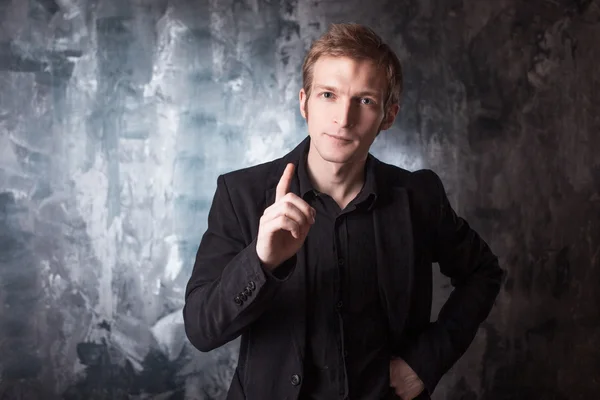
[0, 0, 599, 398]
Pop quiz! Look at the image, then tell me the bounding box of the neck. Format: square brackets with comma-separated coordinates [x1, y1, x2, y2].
[305, 141, 366, 207]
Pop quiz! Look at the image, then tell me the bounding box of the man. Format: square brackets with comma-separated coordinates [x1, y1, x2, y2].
[183, 23, 503, 400]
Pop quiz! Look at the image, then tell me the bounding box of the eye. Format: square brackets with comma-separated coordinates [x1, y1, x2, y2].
[361, 98, 374, 105]
[321, 92, 334, 99]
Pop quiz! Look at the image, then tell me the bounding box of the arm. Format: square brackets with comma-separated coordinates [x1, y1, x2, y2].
[400, 170, 504, 394]
[183, 174, 296, 352]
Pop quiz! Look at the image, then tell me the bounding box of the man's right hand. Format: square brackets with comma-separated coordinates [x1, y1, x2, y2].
[256, 162, 316, 271]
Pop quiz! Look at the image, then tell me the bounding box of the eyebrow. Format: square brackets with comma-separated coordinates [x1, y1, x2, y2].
[313, 84, 381, 98]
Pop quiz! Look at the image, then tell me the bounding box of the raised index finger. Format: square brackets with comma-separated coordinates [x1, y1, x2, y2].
[276, 163, 295, 202]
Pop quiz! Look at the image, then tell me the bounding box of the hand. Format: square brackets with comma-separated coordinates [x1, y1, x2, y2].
[256, 163, 316, 270]
[389, 357, 425, 400]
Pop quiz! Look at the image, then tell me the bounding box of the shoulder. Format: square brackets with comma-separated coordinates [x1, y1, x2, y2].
[374, 158, 444, 196]
[373, 158, 447, 228]
[373, 160, 449, 239]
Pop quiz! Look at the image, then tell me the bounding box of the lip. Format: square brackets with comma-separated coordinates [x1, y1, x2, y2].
[325, 133, 352, 141]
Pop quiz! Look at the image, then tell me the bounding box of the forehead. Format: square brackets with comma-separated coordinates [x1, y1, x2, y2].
[311, 55, 386, 92]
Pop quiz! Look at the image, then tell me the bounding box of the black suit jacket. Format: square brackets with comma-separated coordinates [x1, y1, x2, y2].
[183, 136, 503, 400]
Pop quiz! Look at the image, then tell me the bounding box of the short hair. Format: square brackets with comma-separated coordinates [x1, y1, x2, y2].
[301, 23, 404, 112]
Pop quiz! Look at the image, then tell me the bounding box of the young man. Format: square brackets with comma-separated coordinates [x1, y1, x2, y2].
[183, 23, 503, 400]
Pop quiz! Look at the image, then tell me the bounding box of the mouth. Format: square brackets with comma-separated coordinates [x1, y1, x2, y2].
[325, 133, 352, 142]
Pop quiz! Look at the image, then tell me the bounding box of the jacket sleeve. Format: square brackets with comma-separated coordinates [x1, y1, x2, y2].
[183, 174, 296, 353]
[400, 169, 504, 394]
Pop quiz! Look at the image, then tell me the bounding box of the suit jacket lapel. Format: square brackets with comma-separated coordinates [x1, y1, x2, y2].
[373, 185, 415, 353]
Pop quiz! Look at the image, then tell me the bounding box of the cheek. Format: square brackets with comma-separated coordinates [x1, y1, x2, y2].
[305, 101, 325, 125]
[369, 110, 386, 126]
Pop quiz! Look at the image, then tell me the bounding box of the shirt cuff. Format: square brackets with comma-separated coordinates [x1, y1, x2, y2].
[260, 254, 298, 282]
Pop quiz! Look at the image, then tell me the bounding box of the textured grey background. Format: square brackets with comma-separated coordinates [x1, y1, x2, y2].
[0, 0, 599, 399]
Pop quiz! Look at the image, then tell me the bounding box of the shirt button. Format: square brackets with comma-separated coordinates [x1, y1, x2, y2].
[290, 374, 301, 386]
[336, 300, 343, 309]
[338, 258, 345, 266]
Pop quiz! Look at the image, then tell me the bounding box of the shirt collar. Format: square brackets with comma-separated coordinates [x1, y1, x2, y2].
[297, 144, 378, 210]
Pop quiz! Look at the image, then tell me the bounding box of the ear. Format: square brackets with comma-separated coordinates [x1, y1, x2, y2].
[380, 103, 400, 131]
[299, 88, 307, 120]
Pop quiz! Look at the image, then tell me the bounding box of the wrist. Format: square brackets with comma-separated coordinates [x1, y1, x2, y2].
[256, 251, 278, 271]
[260, 260, 277, 271]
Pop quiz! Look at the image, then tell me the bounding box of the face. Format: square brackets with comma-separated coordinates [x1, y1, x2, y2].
[299, 56, 399, 165]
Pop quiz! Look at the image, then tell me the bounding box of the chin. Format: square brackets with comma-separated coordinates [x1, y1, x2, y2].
[314, 136, 360, 163]
[317, 151, 353, 164]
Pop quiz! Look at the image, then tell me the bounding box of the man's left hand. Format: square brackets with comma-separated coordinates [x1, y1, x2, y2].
[389, 357, 425, 400]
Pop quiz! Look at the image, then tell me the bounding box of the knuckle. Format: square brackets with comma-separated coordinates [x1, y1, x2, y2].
[284, 192, 297, 201]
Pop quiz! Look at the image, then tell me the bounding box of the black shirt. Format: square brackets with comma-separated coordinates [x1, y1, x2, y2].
[296, 150, 392, 400]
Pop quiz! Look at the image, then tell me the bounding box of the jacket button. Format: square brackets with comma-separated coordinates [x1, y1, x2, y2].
[240, 292, 248, 301]
[234, 296, 242, 305]
[243, 288, 251, 296]
[248, 281, 256, 290]
[290, 374, 301, 386]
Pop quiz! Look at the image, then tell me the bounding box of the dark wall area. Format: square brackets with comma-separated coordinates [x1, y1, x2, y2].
[0, 0, 598, 398]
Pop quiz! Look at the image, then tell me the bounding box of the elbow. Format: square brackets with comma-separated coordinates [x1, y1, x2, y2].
[184, 319, 237, 353]
[183, 283, 248, 352]
[185, 330, 219, 353]
[487, 254, 505, 288]
[183, 301, 220, 353]
[478, 254, 504, 307]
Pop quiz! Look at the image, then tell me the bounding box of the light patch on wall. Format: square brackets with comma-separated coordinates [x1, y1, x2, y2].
[370, 130, 424, 171]
[71, 155, 116, 321]
[243, 107, 302, 165]
[246, 134, 287, 165]
[163, 234, 183, 282]
[151, 310, 186, 362]
[144, 11, 187, 100]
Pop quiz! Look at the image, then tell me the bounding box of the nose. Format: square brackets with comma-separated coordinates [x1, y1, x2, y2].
[333, 99, 355, 128]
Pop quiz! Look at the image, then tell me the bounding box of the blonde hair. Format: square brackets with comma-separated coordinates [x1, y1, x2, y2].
[301, 23, 403, 112]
